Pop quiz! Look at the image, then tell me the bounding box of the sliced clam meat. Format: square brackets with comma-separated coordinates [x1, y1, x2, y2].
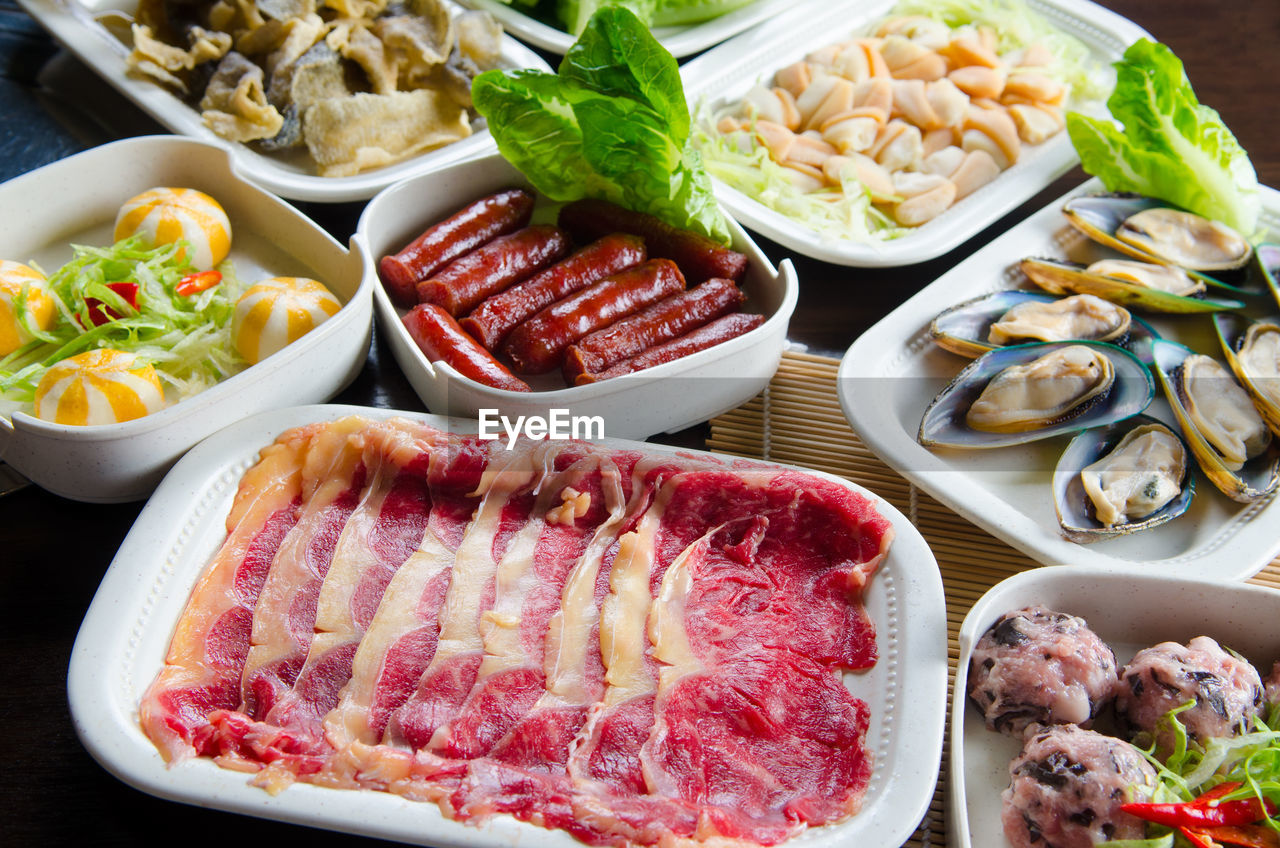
[1080, 424, 1186, 527]
[1178, 354, 1272, 470]
[1238, 323, 1280, 410]
[1116, 207, 1253, 271]
[966, 345, 1115, 433]
[1086, 259, 1206, 296]
[987, 294, 1130, 346]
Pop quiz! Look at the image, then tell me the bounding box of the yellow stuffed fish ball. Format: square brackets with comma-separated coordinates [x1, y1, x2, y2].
[0, 260, 56, 356]
[33, 349, 166, 425]
[114, 187, 232, 270]
[232, 276, 341, 365]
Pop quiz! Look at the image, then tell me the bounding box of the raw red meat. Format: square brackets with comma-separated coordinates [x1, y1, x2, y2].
[140, 418, 893, 846]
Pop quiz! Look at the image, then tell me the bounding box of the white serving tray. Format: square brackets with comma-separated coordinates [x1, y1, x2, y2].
[838, 178, 1280, 578]
[357, 152, 798, 442]
[67, 403, 948, 848]
[680, 0, 1150, 267]
[17, 0, 550, 202]
[452, 0, 802, 57]
[0, 136, 371, 502]
[949, 566, 1280, 848]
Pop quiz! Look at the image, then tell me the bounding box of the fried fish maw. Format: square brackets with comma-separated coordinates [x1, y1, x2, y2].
[200, 52, 285, 143]
[302, 90, 471, 177]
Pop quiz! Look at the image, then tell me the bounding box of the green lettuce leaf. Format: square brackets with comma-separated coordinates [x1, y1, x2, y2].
[1066, 39, 1259, 233]
[472, 5, 731, 244]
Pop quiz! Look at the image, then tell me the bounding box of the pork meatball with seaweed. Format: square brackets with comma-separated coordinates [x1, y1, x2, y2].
[1001, 724, 1157, 848]
[969, 606, 1119, 735]
[1115, 635, 1264, 749]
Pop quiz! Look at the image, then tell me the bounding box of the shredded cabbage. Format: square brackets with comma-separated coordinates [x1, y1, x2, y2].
[0, 236, 246, 410]
[692, 0, 1110, 245]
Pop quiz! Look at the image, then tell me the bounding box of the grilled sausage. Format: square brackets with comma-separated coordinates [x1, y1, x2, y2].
[402, 303, 530, 392]
[459, 233, 646, 351]
[502, 259, 686, 375]
[562, 278, 744, 385]
[379, 189, 534, 306]
[578, 313, 765, 383]
[558, 198, 748, 284]
[415, 225, 570, 316]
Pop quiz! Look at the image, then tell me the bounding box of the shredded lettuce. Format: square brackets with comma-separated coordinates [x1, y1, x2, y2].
[473, 5, 731, 244]
[892, 0, 1108, 100]
[1066, 39, 1260, 234]
[0, 236, 246, 408]
[693, 0, 1103, 244]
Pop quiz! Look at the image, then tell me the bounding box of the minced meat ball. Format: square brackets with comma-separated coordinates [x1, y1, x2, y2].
[1264, 661, 1280, 709]
[969, 606, 1119, 735]
[1002, 724, 1157, 848]
[1115, 636, 1263, 748]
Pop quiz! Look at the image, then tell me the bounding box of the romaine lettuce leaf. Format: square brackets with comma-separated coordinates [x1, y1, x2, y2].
[472, 5, 732, 244]
[1066, 39, 1259, 234]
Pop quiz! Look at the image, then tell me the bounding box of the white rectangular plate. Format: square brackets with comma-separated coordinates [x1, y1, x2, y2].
[68, 403, 948, 848]
[950, 566, 1280, 848]
[18, 0, 550, 202]
[838, 179, 1280, 579]
[452, 0, 800, 57]
[680, 0, 1149, 267]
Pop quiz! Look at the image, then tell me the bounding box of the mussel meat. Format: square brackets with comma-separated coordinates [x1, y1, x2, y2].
[1213, 313, 1280, 436]
[929, 291, 1142, 358]
[1019, 256, 1243, 314]
[1063, 193, 1254, 274]
[1053, 416, 1193, 544]
[966, 345, 1115, 433]
[1176, 354, 1271, 472]
[918, 341, 1155, 450]
[1150, 339, 1279, 503]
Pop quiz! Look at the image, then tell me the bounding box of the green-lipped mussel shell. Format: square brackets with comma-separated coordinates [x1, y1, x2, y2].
[1019, 257, 1245, 314]
[918, 341, 1155, 449]
[1053, 414, 1194, 544]
[1150, 339, 1280, 503]
[1214, 313, 1280, 437]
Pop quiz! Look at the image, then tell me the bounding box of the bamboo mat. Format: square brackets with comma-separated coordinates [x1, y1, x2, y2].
[705, 349, 1280, 848]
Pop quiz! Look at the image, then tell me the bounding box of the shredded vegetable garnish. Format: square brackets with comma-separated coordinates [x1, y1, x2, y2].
[0, 236, 246, 409]
[692, 0, 1110, 245]
[1105, 702, 1280, 847]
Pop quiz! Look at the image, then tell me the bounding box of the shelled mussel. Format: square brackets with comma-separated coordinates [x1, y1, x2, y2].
[1150, 340, 1279, 503]
[930, 290, 1157, 359]
[1062, 194, 1254, 275]
[918, 341, 1154, 449]
[1214, 314, 1280, 435]
[1018, 257, 1244, 313]
[1053, 415, 1193, 544]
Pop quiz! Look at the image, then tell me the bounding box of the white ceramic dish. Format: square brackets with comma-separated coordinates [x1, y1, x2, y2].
[0, 137, 371, 502]
[452, 0, 800, 57]
[68, 402, 948, 848]
[949, 566, 1280, 848]
[838, 178, 1280, 578]
[680, 0, 1149, 267]
[17, 0, 550, 203]
[357, 152, 798, 442]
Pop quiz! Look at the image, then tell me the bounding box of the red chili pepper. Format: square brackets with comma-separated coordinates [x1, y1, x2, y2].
[1184, 824, 1280, 848]
[84, 281, 140, 326]
[1123, 783, 1277, 829]
[175, 270, 222, 296]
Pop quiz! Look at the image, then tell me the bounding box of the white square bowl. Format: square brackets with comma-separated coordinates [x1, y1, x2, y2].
[950, 566, 1280, 848]
[355, 152, 798, 442]
[679, 0, 1150, 267]
[67, 402, 949, 848]
[17, 0, 551, 202]
[0, 136, 372, 502]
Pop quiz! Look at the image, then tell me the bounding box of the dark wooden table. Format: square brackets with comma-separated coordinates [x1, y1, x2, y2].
[2, 1, 1277, 845]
